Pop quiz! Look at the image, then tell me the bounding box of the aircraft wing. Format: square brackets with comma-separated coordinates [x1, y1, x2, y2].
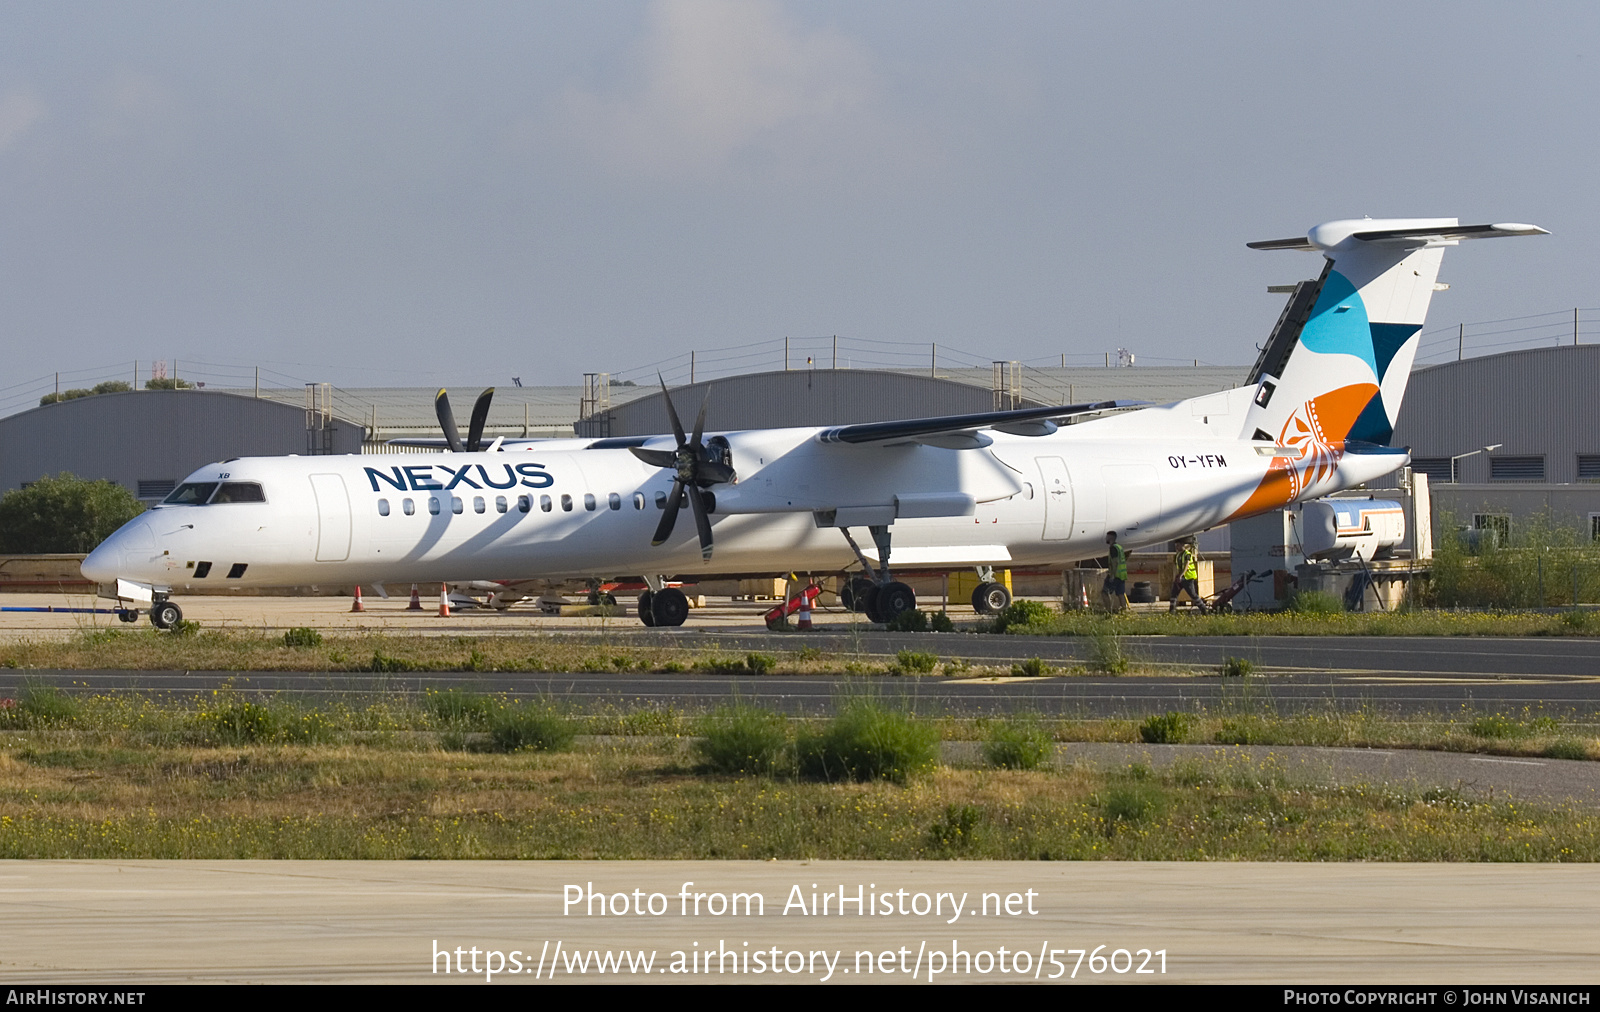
[814, 400, 1139, 449]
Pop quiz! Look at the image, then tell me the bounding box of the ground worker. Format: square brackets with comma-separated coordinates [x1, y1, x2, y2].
[1101, 530, 1128, 612]
[1169, 537, 1209, 614]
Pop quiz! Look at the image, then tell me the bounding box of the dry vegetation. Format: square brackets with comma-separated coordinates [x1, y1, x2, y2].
[0, 687, 1594, 860]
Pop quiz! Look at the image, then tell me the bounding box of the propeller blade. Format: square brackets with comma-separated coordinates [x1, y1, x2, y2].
[658, 374, 686, 446]
[466, 388, 493, 452]
[435, 389, 464, 453]
[629, 447, 677, 469]
[651, 479, 685, 546]
[697, 460, 737, 485]
[689, 485, 714, 562]
[690, 385, 710, 447]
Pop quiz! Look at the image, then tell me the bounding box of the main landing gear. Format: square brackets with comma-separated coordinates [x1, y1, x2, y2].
[837, 525, 917, 625]
[636, 585, 689, 627]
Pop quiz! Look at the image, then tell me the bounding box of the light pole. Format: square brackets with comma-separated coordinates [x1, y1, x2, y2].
[1449, 443, 1502, 483]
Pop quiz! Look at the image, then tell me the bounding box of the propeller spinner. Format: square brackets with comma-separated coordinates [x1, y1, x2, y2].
[629, 378, 736, 561]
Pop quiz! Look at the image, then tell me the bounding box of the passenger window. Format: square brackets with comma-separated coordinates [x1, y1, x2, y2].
[377, 498, 390, 516]
[540, 495, 552, 512]
[654, 491, 667, 510]
[517, 495, 531, 513]
[451, 497, 464, 514]
[561, 494, 573, 512]
[495, 495, 508, 514]
[473, 496, 486, 514]
[584, 493, 596, 511]
[608, 493, 621, 511]
[429, 497, 440, 515]
[403, 498, 415, 515]
[633, 493, 645, 510]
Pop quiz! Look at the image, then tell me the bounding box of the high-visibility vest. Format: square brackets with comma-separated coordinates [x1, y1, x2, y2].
[1178, 544, 1198, 580]
[1109, 543, 1128, 580]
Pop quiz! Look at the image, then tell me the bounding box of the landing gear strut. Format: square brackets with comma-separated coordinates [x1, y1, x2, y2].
[837, 525, 916, 625]
[970, 565, 1011, 614]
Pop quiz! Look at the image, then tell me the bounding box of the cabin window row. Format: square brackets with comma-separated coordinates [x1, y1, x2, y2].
[375, 492, 653, 517]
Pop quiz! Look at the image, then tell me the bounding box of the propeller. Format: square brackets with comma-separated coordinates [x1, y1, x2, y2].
[435, 388, 495, 452]
[629, 377, 736, 562]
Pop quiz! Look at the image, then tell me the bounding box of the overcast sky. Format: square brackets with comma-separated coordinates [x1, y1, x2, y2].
[0, 1, 1593, 401]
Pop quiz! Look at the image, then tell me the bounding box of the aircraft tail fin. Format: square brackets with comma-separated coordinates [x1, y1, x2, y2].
[1239, 218, 1547, 449]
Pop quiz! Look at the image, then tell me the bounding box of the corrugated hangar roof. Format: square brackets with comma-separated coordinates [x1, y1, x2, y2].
[585, 366, 1246, 437]
[218, 366, 1247, 443]
[215, 385, 657, 443]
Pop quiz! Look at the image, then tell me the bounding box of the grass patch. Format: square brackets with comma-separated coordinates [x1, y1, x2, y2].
[694, 703, 790, 775]
[795, 699, 938, 783]
[1286, 590, 1344, 615]
[1546, 739, 1591, 761]
[1219, 656, 1254, 678]
[10, 682, 82, 727]
[990, 600, 1055, 633]
[885, 609, 928, 632]
[424, 688, 498, 729]
[202, 696, 337, 745]
[1139, 711, 1191, 744]
[895, 649, 939, 674]
[981, 716, 1053, 770]
[1011, 657, 1050, 677]
[488, 705, 575, 753]
[282, 627, 323, 648]
[1087, 632, 1130, 674]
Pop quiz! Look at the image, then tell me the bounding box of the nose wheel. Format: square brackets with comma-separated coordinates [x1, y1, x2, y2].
[150, 600, 184, 630]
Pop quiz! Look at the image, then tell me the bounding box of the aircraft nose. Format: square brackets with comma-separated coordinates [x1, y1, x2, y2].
[80, 539, 119, 584]
[80, 518, 154, 585]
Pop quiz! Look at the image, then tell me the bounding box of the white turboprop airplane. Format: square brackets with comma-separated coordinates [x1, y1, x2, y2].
[81, 217, 1546, 630]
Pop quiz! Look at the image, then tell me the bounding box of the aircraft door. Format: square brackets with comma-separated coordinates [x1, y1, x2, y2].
[1036, 456, 1072, 541]
[309, 473, 352, 562]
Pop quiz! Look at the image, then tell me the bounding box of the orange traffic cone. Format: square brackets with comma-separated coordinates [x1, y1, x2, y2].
[796, 592, 813, 631]
[1079, 583, 1089, 610]
[350, 586, 365, 613]
[438, 583, 451, 617]
[407, 584, 423, 611]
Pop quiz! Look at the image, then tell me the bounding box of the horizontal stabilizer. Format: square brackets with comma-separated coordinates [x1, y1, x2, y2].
[1249, 219, 1549, 251]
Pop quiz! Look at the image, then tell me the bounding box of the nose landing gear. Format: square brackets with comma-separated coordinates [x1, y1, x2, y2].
[150, 599, 184, 630]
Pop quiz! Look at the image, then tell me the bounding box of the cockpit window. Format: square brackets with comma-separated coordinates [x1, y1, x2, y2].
[161, 481, 266, 505]
[162, 482, 217, 505]
[211, 482, 266, 503]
